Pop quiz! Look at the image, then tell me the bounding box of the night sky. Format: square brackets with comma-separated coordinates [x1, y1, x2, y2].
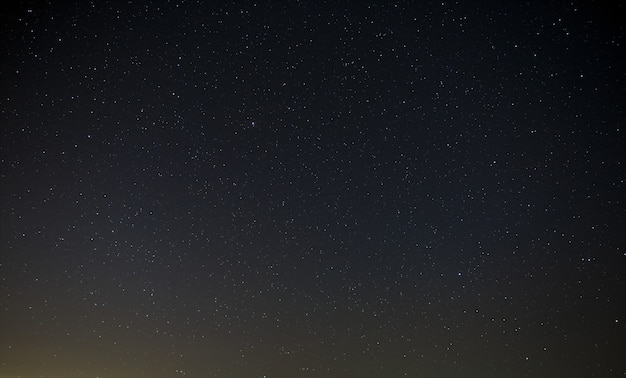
[1, 1, 625, 377]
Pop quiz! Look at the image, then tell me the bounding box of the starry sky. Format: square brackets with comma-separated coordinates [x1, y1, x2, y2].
[0, 1, 624, 377]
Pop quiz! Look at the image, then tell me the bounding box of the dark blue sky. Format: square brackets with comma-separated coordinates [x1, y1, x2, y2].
[1, 1, 624, 377]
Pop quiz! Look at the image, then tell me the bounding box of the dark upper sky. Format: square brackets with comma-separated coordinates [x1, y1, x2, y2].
[1, 1, 624, 377]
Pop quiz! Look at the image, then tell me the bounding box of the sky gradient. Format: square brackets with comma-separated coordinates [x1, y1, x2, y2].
[1, 1, 625, 377]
